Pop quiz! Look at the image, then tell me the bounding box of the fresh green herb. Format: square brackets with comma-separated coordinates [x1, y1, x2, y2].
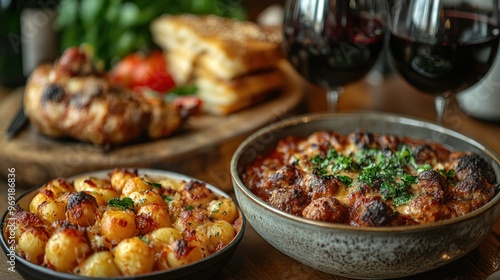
[416, 163, 432, 173]
[437, 169, 456, 180]
[164, 85, 199, 102]
[185, 205, 195, 211]
[143, 179, 162, 189]
[336, 175, 353, 186]
[56, 0, 247, 69]
[401, 173, 418, 184]
[311, 145, 435, 206]
[393, 145, 413, 167]
[378, 177, 415, 206]
[406, 149, 433, 173]
[140, 236, 150, 244]
[108, 197, 135, 211]
[212, 202, 222, 214]
[392, 192, 414, 206]
[358, 164, 379, 185]
[169, 85, 197, 96]
[310, 149, 359, 180]
[163, 195, 174, 202]
[353, 145, 423, 206]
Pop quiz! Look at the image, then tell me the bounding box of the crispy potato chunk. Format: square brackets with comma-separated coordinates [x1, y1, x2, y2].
[44, 226, 91, 273]
[9, 170, 240, 277]
[113, 237, 154, 276]
[78, 251, 122, 277]
[100, 209, 136, 244]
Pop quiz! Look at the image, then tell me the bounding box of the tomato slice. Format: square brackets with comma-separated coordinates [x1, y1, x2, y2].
[109, 51, 176, 93]
[142, 51, 176, 92]
[108, 53, 141, 89]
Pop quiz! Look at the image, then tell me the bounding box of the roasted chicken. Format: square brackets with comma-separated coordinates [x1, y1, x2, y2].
[24, 47, 199, 145]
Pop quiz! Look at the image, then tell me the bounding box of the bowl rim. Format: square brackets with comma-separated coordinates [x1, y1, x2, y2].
[1, 168, 246, 279]
[230, 111, 500, 233]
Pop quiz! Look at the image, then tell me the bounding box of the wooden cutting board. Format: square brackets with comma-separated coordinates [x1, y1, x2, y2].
[0, 62, 305, 190]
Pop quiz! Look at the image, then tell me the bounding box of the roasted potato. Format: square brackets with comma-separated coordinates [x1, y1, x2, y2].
[7, 169, 241, 277]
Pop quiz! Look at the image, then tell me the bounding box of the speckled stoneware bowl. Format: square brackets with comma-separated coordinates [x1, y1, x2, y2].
[230, 112, 500, 279]
[1, 169, 246, 280]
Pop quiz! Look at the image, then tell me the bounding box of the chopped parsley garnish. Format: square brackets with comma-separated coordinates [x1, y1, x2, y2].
[336, 175, 353, 186]
[140, 236, 150, 244]
[108, 197, 135, 211]
[212, 202, 222, 214]
[437, 169, 456, 180]
[417, 164, 433, 173]
[310, 149, 359, 181]
[163, 195, 174, 202]
[310, 145, 435, 206]
[143, 179, 162, 189]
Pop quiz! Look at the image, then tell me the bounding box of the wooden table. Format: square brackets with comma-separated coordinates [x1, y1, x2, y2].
[0, 69, 499, 279]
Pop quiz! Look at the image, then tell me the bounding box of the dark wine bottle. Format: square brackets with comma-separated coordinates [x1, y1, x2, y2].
[0, 0, 59, 88]
[19, 0, 59, 77]
[0, 0, 25, 88]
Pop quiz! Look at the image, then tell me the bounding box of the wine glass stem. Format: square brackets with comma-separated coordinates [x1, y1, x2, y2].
[326, 86, 344, 112]
[435, 94, 449, 123]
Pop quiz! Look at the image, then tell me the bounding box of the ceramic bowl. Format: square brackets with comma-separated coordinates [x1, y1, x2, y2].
[0, 169, 246, 280]
[230, 112, 500, 279]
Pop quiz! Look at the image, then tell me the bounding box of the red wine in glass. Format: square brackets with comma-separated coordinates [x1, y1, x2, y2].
[388, 1, 500, 122]
[390, 12, 499, 94]
[282, 0, 388, 111]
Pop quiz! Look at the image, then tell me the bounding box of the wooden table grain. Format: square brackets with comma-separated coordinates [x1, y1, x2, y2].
[0, 70, 499, 280]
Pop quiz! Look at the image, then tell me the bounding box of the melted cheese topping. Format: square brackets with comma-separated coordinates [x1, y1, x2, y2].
[243, 130, 498, 226]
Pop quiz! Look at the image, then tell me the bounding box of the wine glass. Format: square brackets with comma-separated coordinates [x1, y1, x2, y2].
[282, 0, 389, 111]
[388, 0, 500, 123]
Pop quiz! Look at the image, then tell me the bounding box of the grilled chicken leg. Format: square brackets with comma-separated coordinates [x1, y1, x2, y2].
[24, 47, 197, 145]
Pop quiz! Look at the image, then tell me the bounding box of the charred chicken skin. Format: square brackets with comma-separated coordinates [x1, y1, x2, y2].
[24, 47, 199, 145]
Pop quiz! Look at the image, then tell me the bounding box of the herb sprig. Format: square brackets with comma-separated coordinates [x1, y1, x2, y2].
[108, 197, 135, 211]
[142, 179, 162, 189]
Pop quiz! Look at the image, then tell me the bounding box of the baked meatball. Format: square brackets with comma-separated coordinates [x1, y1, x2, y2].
[351, 198, 393, 227]
[455, 153, 496, 184]
[406, 194, 452, 224]
[268, 186, 310, 215]
[414, 144, 438, 165]
[302, 197, 346, 223]
[417, 170, 448, 200]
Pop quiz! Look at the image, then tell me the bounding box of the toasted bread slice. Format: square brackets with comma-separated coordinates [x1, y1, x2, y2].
[195, 68, 283, 106]
[165, 49, 197, 85]
[151, 14, 283, 80]
[202, 90, 276, 115]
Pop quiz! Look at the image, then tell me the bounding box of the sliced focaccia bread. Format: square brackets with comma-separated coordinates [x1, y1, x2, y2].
[151, 14, 283, 81]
